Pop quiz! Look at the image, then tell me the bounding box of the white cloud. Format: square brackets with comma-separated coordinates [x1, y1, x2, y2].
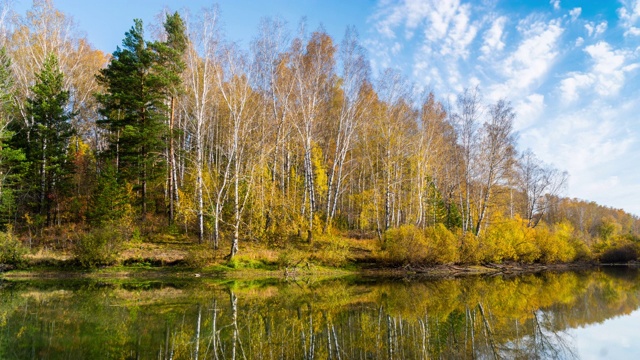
[489, 18, 564, 100]
[575, 36, 584, 47]
[618, 0, 640, 36]
[627, 26, 640, 36]
[438, 2, 478, 59]
[550, 0, 561, 11]
[514, 93, 545, 130]
[585, 21, 607, 37]
[480, 16, 506, 56]
[558, 41, 638, 102]
[586, 41, 633, 96]
[560, 73, 594, 102]
[569, 7, 581, 21]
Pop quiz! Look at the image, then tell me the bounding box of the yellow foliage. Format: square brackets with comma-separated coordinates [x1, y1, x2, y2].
[480, 215, 534, 263]
[311, 142, 328, 202]
[459, 231, 482, 264]
[385, 224, 458, 264]
[535, 221, 576, 263]
[424, 223, 458, 264]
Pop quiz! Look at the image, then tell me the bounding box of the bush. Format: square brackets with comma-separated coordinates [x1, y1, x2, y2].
[536, 221, 576, 264]
[600, 243, 638, 263]
[385, 224, 458, 265]
[73, 227, 123, 268]
[424, 224, 458, 264]
[184, 245, 216, 268]
[459, 231, 482, 265]
[0, 230, 27, 267]
[385, 225, 428, 264]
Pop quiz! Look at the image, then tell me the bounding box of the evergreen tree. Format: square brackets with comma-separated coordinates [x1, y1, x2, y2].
[14, 54, 74, 226]
[96, 19, 169, 217]
[0, 47, 25, 228]
[150, 12, 187, 224]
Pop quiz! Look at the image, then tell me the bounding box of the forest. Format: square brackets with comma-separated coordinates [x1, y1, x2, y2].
[0, 0, 638, 269]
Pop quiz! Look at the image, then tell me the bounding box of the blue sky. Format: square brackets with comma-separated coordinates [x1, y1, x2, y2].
[11, 0, 640, 216]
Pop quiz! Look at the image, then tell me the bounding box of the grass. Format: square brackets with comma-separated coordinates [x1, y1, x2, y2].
[1, 230, 384, 280]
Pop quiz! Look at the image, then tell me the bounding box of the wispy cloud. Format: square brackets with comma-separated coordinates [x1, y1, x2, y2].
[488, 17, 564, 100]
[584, 21, 607, 37]
[618, 0, 640, 36]
[480, 16, 506, 56]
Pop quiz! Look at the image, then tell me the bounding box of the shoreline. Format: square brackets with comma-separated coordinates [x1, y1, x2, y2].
[0, 261, 624, 282]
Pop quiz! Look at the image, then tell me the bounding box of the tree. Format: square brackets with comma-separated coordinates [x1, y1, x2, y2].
[289, 29, 336, 243]
[450, 87, 482, 234]
[516, 149, 567, 227]
[181, 6, 220, 243]
[322, 27, 369, 232]
[96, 19, 169, 218]
[15, 54, 74, 226]
[0, 47, 23, 227]
[474, 99, 516, 235]
[151, 11, 187, 225]
[9, 0, 106, 144]
[214, 43, 260, 258]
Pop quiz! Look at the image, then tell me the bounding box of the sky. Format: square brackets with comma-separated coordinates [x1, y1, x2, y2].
[10, 0, 640, 216]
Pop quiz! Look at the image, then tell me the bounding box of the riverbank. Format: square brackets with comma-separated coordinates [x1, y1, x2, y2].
[0, 257, 604, 281]
[1, 233, 632, 281]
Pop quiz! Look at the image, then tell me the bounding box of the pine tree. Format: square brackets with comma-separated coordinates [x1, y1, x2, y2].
[14, 54, 74, 226]
[150, 12, 187, 224]
[0, 47, 24, 228]
[96, 19, 169, 218]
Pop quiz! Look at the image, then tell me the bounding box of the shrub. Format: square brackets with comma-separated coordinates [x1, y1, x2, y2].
[385, 224, 459, 265]
[599, 243, 638, 263]
[385, 225, 428, 264]
[184, 245, 217, 268]
[424, 224, 458, 264]
[0, 230, 27, 267]
[480, 218, 520, 263]
[459, 231, 482, 265]
[73, 227, 123, 268]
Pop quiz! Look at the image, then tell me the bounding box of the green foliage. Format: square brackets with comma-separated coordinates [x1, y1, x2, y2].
[89, 164, 134, 225]
[0, 229, 27, 267]
[96, 19, 174, 214]
[12, 54, 74, 226]
[73, 227, 123, 268]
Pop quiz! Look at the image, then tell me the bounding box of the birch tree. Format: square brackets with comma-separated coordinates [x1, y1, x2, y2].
[182, 6, 220, 243]
[289, 29, 336, 242]
[215, 43, 259, 258]
[450, 87, 482, 234]
[474, 99, 516, 235]
[516, 149, 567, 228]
[322, 27, 369, 232]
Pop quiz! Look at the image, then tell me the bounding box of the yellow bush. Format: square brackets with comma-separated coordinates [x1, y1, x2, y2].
[384, 225, 428, 264]
[385, 224, 459, 265]
[459, 231, 482, 264]
[424, 223, 458, 264]
[536, 221, 576, 263]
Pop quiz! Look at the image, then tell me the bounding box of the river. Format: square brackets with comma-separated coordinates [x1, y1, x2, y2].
[0, 267, 639, 359]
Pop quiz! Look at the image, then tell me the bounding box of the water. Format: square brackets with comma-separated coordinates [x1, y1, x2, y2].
[0, 268, 639, 359]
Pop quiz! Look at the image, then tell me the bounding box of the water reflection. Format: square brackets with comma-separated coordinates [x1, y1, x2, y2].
[0, 268, 639, 359]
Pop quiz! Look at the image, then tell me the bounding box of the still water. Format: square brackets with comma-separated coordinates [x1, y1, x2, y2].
[0, 268, 639, 359]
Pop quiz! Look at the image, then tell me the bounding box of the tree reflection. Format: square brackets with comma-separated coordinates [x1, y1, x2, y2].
[0, 269, 639, 359]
